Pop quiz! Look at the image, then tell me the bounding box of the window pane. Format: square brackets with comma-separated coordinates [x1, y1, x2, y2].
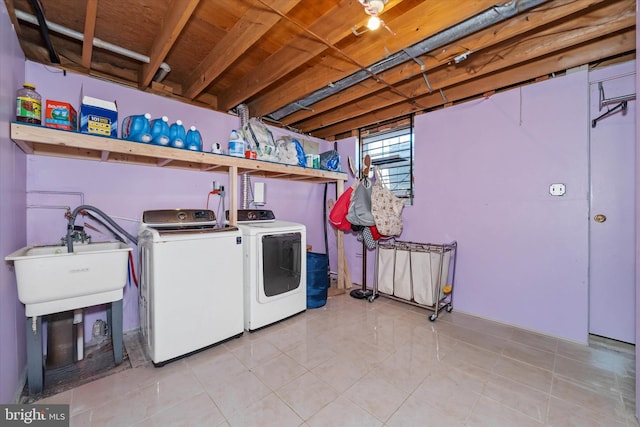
[360, 117, 413, 203]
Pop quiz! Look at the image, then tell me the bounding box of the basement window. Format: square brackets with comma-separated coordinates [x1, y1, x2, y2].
[359, 115, 414, 204]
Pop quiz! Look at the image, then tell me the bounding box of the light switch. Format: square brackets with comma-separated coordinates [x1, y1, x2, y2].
[549, 183, 566, 196]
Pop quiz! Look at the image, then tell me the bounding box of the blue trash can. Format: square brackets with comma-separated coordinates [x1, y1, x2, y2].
[307, 252, 329, 308]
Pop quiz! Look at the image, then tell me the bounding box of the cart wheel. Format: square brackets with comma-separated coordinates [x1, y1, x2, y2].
[446, 304, 453, 312]
[368, 295, 376, 303]
[429, 314, 437, 322]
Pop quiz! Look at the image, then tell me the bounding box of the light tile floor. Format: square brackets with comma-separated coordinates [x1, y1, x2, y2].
[37, 292, 638, 426]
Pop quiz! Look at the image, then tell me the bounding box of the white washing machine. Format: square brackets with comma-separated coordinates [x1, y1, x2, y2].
[235, 209, 306, 331]
[138, 209, 244, 366]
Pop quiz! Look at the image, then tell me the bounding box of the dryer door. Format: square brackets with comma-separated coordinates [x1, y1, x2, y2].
[260, 232, 302, 299]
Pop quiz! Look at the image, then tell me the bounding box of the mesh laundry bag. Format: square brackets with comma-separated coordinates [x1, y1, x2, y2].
[393, 246, 412, 300]
[377, 245, 395, 295]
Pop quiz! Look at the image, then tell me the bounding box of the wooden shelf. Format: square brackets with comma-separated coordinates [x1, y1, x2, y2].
[10, 122, 347, 184]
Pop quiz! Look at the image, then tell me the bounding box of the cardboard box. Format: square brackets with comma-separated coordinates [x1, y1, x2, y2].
[44, 100, 77, 131]
[80, 95, 118, 137]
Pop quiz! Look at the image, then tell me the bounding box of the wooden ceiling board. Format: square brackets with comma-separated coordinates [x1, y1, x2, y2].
[182, 0, 303, 99]
[218, 0, 362, 110]
[92, 0, 167, 52]
[12, 0, 82, 31]
[161, 16, 228, 86]
[198, 0, 253, 24]
[5, 0, 636, 139]
[139, 0, 200, 87]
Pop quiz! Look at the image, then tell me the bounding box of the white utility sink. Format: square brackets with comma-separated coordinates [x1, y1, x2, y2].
[5, 242, 132, 317]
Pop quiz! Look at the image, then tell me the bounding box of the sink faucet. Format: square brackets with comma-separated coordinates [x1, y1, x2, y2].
[60, 225, 91, 246]
[66, 205, 138, 253]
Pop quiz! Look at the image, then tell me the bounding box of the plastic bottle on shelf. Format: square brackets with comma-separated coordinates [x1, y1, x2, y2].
[169, 120, 186, 149]
[150, 116, 170, 146]
[228, 130, 245, 157]
[122, 113, 151, 143]
[16, 83, 42, 124]
[185, 126, 202, 151]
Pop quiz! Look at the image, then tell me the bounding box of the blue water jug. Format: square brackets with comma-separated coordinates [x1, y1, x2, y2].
[169, 120, 186, 149]
[186, 126, 202, 151]
[122, 113, 151, 143]
[150, 116, 170, 146]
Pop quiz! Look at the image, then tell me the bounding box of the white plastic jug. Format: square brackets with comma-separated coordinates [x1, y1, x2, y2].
[228, 130, 245, 157]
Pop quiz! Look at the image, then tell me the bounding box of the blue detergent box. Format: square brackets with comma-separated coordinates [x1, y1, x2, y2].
[80, 95, 118, 137]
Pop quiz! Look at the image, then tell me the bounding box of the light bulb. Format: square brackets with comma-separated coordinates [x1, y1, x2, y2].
[367, 16, 381, 31]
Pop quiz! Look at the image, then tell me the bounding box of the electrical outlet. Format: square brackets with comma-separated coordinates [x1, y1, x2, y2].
[549, 183, 566, 196]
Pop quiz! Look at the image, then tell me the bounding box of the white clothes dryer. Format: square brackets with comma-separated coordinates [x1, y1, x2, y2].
[138, 209, 244, 366]
[235, 209, 306, 331]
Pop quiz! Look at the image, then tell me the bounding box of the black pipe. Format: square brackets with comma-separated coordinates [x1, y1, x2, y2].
[29, 0, 59, 64]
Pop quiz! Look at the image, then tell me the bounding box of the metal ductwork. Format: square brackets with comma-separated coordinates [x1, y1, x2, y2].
[267, 0, 546, 122]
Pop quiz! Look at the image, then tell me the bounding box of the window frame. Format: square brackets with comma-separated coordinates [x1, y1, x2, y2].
[359, 115, 414, 204]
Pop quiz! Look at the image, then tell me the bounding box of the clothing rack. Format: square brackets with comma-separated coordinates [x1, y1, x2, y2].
[349, 154, 375, 300]
[372, 239, 457, 321]
[592, 81, 635, 128]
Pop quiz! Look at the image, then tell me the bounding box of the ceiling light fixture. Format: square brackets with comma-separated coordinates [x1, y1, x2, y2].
[361, 0, 386, 16]
[357, 0, 394, 35]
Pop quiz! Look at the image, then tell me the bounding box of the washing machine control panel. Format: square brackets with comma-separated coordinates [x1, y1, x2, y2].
[142, 209, 216, 227]
[232, 209, 276, 223]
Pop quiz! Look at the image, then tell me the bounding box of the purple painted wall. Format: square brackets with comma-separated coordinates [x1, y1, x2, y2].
[0, 3, 28, 403]
[405, 72, 591, 342]
[326, 70, 607, 345]
[24, 62, 335, 341]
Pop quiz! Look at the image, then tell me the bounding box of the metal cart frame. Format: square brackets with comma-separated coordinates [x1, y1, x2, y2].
[372, 239, 457, 321]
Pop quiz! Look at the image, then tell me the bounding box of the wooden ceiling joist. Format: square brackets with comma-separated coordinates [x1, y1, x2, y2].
[81, 0, 98, 69]
[140, 0, 200, 88]
[182, 0, 302, 100]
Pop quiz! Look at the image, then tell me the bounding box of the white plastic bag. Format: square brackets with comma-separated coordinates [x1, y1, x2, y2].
[242, 118, 278, 162]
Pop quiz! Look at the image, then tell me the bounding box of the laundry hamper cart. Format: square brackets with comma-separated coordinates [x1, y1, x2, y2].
[374, 240, 457, 321]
